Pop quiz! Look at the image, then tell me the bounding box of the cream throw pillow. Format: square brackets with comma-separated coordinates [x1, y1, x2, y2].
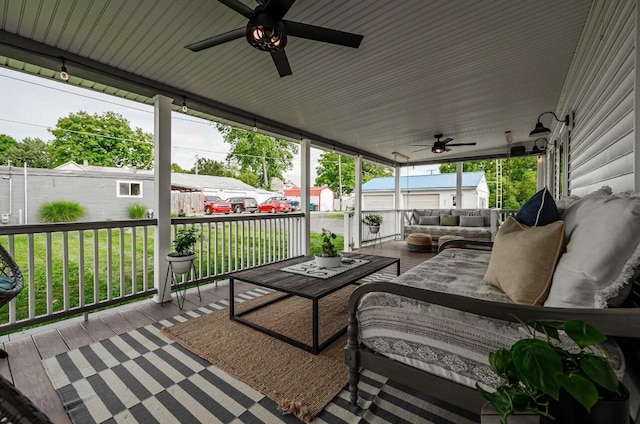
[484, 217, 565, 305]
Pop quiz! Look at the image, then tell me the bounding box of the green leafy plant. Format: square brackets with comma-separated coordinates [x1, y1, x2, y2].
[477, 320, 620, 423]
[172, 227, 200, 256]
[319, 228, 339, 257]
[362, 214, 383, 226]
[128, 203, 147, 219]
[39, 201, 86, 223]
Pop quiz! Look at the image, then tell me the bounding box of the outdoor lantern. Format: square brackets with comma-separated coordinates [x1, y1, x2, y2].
[529, 111, 570, 138]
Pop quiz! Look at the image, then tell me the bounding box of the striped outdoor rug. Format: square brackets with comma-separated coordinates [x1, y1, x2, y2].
[43, 276, 480, 424]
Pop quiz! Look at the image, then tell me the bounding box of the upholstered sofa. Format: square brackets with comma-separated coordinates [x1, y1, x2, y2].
[402, 208, 501, 242]
[346, 188, 640, 418]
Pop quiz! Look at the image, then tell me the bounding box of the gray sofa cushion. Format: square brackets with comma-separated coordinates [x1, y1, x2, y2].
[459, 216, 485, 227]
[418, 216, 440, 225]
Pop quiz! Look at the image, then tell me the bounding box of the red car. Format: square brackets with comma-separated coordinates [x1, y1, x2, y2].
[258, 197, 292, 213]
[203, 195, 232, 214]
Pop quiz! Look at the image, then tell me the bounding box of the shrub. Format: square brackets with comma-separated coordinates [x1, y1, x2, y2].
[39, 201, 86, 223]
[128, 203, 147, 219]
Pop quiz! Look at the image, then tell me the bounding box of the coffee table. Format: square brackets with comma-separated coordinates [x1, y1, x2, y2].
[228, 253, 400, 354]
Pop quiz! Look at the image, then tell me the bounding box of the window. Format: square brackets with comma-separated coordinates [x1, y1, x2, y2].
[117, 181, 142, 198]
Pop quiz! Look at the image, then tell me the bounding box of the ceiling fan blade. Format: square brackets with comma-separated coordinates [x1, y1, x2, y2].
[445, 147, 452, 152]
[411, 147, 432, 153]
[284, 21, 363, 48]
[441, 138, 453, 144]
[218, 0, 254, 18]
[271, 49, 292, 77]
[409, 144, 433, 147]
[185, 27, 246, 52]
[447, 143, 477, 146]
[265, 0, 296, 20]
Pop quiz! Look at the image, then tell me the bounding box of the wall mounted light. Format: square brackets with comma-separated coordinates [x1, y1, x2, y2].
[529, 112, 570, 138]
[252, 119, 258, 132]
[59, 58, 69, 81]
[181, 96, 188, 112]
[510, 138, 548, 157]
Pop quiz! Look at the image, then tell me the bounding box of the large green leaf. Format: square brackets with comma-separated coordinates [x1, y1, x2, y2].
[528, 320, 563, 342]
[564, 320, 606, 349]
[476, 385, 513, 422]
[580, 356, 619, 393]
[489, 349, 512, 376]
[556, 373, 599, 412]
[512, 339, 563, 399]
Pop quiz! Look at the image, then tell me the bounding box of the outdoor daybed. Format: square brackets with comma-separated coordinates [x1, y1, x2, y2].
[402, 208, 500, 242]
[346, 187, 640, 418]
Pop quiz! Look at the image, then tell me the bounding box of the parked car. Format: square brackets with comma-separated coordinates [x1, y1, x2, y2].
[288, 200, 300, 211]
[203, 196, 232, 214]
[226, 197, 259, 214]
[258, 197, 292, 213]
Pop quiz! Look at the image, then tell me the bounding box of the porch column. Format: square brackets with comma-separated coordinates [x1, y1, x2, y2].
[395, 166, 401, 238]
[537, 154, 547, 190]
[456, 161, 463, 209]
[300, 139, 311, 255]
[354, 155, 363, 248]
[152, 94, 173, 303]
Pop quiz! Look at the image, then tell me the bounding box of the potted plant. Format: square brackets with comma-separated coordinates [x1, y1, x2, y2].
[362, 214, 383, 234]
[315, 228, 342, 268]
[167, 227, 200, 274]
[477, 319, 628, 424]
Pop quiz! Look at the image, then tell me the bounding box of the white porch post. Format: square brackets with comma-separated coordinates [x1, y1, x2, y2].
[354, 155, 363, 248]
[300, 139, 311, 255]
[395, 166, 401, 238]
[456, 161, 463, 209]
[152, 94, 173, 303]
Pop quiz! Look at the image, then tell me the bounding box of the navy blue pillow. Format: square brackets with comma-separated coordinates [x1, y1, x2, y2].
[515, 188, 560, 227]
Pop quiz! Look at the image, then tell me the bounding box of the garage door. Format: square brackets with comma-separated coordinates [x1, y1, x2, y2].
[363, 193, 394, 210]
[402, 193, 439, 209]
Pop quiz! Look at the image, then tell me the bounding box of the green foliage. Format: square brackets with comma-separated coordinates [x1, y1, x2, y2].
[172, 227, 200, 255]
[39, 201, 86, 223]
[315, 152, 393, 195]
[50, 111, 153, 169]
[4, 137, 54, 168]
[477, 320, 620, 423]
[362, 214, 383, 226]
[0, 134, 19, 163]
[216, 124, 298, 189]
[189, 157, 235, 177]
[318, 228, 339, 257]
[171, 163, 186, 173]
[127, 203, 147, 219]
[440, 157, 538, 209]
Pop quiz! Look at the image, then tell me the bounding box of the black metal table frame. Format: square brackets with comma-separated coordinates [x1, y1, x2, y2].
[229, 258, 400, 354]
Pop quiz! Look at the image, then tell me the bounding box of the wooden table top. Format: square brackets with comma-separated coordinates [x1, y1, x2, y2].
[229, 253, 399, 299]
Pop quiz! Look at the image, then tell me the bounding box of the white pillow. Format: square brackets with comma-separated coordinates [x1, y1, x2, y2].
[545, 191, 640, 308]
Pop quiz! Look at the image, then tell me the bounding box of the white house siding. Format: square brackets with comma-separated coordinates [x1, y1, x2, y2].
[553, 0, 636, 195]
[363, 193, 395, 210]
[318, 188, 335, 211]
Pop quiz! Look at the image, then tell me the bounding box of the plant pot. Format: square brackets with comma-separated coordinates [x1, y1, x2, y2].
[166, 252, 196, 275]
[368, 225, 380, 234]
[314, 255, 342, 268]
[540, 383, 630, 424]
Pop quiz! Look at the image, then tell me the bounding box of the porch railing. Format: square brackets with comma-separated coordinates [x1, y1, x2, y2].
[0, 213, 304, 333]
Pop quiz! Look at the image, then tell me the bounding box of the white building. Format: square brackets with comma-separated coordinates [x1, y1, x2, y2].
[284, 186, 335, 211]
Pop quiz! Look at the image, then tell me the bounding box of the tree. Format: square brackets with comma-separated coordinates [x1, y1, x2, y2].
[50, 111, 154, 169]
[315, 152, 393, 195]
[216, 125, 298, 190]
[439, 156, 538, 209]
[4, 137, 54, 168]
[171, 163, 186, 173]
[189, 157, 233, 177]
[0, 134, 19, 164]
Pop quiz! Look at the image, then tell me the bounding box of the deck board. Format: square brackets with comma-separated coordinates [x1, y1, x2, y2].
[80, 318, 118, 342]
[102, 311, 139, 335]
[33, 330, 69, 359]
[57, 324, 95, 350]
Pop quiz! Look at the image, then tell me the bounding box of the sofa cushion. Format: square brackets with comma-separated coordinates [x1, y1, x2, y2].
[515, 188, 560, 226]
[440, 214, 459, 226]
[484, 217, 565, 305]
[545, 191, 640, 308]
[419, 215, 440, 225]
[459, 216, 485, 227]
[404, 225, 492, 241]
[411, 209, 451, 224]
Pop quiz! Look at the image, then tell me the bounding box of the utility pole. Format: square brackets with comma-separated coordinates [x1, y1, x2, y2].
[262, 154, 268, 188]
[195, 154, 199, 175]
[338, 155, 343, 210]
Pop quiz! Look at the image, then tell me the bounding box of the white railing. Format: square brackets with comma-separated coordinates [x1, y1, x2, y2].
[0, 213, 304, 332]
[359, 209, 401, 246]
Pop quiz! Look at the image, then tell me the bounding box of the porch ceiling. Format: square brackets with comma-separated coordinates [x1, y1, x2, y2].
[0, 0, 592, 166]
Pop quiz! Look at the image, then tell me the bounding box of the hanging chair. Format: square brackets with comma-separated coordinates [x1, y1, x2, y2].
[0, 243, 24, 359]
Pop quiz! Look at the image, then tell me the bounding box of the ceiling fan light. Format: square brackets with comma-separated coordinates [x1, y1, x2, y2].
[247, 18, 287, 52]
[432, 142, 445, 154]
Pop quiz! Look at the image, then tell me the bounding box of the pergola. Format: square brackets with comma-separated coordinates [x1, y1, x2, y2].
[0, 0, 594, 300]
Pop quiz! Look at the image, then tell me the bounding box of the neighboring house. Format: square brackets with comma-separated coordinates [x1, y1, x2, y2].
[362, 172, 490, 210]
[0, 163, 267, 224]
[284, 186, 335, 211]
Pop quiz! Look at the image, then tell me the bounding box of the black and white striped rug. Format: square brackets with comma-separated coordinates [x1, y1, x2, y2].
[43, 280, 480, 424]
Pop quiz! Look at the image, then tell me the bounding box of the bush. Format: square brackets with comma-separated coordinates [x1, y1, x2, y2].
[39, 201, 86, 223]
[128, 203, 147, 219]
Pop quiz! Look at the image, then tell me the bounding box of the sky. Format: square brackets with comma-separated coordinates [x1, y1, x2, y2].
[0, 67, 438, 186]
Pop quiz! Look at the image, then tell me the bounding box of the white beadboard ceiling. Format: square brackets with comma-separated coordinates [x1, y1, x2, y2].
[0, 0, 593, 166]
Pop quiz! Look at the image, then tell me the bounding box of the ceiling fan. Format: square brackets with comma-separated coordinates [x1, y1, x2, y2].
[411, 134, 477, 154]
[185, 0, 364, 77]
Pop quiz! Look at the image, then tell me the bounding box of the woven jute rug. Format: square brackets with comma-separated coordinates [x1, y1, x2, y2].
[162, 286, 354, 422]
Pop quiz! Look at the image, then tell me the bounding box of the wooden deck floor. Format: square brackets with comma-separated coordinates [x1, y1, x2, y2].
[0, 240, 432, 423]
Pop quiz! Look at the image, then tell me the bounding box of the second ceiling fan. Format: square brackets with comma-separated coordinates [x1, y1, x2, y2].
[412, 134, 477, 154]
[185, 0, 364, 77]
